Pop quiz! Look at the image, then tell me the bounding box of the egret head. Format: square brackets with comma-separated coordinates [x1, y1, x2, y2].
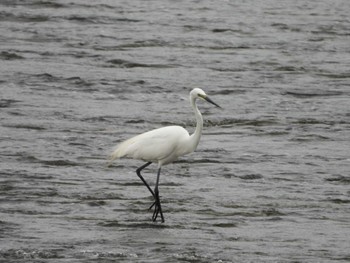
[191, 88, 221, 108]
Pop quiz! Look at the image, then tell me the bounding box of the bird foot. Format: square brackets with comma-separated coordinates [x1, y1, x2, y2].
[149, 198, 164, 223]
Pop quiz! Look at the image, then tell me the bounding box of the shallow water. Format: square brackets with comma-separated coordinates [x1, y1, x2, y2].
[1, 0, 350, 262]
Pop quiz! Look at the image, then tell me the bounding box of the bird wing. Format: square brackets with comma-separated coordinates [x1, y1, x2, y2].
[110, 126, 189, 163]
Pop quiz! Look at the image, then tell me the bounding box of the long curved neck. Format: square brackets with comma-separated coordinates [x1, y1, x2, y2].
[189, 96, 203, 152]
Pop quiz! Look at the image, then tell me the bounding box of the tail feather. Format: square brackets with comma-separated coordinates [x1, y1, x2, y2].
[108, 138, 135, 167]
[108, 145, 123, 167]
[108, 149, 120, 167]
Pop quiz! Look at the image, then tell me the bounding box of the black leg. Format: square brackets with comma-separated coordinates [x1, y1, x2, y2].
[152, 167, 164, 223]
[136, 162, 164, 223]
[136, 162, 154, 197]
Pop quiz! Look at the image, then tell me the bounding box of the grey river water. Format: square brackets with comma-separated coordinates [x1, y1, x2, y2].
[1, 0, 350, 262]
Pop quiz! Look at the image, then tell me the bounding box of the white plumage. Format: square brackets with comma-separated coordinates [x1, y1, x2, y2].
[109, 88, 221, 222]
[110, 126, 191, 165]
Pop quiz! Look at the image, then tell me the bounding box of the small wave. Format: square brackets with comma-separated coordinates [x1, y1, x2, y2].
[65, 15, 102, 24]
[173, 251, 217, 262]
[3, 124, 46, 130]
[271, 22, 289, 30]
[325, 175, 350, 184]
[65, 76, 94, 87]
[0, 99, 20, 108]
[210, 89, 247, 95]
[0, 248, 63, 260]
[64, 14, 142, 25]
[117, 39, 169, 49]
[212, 222, 239, 228]
[86, 200, 107, 207]
[125, 119, 146, 124]
[183, 24, 206, 32]
[0, 220, 19, 236]
[311, 24, 350, 36]
[260, 208, 286, 217]
[1, 1, 65, 8]
[17, 153, 78, 166]
[106, 58, 175, 69]
[78, 249, 138, 259]
[41, 159, 79, 166]
[31, 1, 65, 8]
[0, 11, 49, 22]
[81, 116, 113, 123]
[295, 117, 348, 126]
[205, 118, 280, 127]
[316, 73, 350, 79]
[20, 72, 59, 83]
[283, 89, 344, 98]
[0, 51, 24, 60]
[290, 134, 331, 142]
[325, 198, 350, 204]
[274, 66, 306, 72]
[177, 158, 222, 164]
[239, 174, 263, 180]
[211, 28, 244, 34]
[99, 220, 167, 229]
[14, 73, 97, 92]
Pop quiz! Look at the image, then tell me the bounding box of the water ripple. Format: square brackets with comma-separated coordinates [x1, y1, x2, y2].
[1, 0, 349, 262]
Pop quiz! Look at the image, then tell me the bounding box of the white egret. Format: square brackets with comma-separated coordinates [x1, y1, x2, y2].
[109, 88, 221, 222]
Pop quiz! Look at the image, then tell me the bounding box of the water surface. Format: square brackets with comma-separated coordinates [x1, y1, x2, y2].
[1, 0, 349, 262]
